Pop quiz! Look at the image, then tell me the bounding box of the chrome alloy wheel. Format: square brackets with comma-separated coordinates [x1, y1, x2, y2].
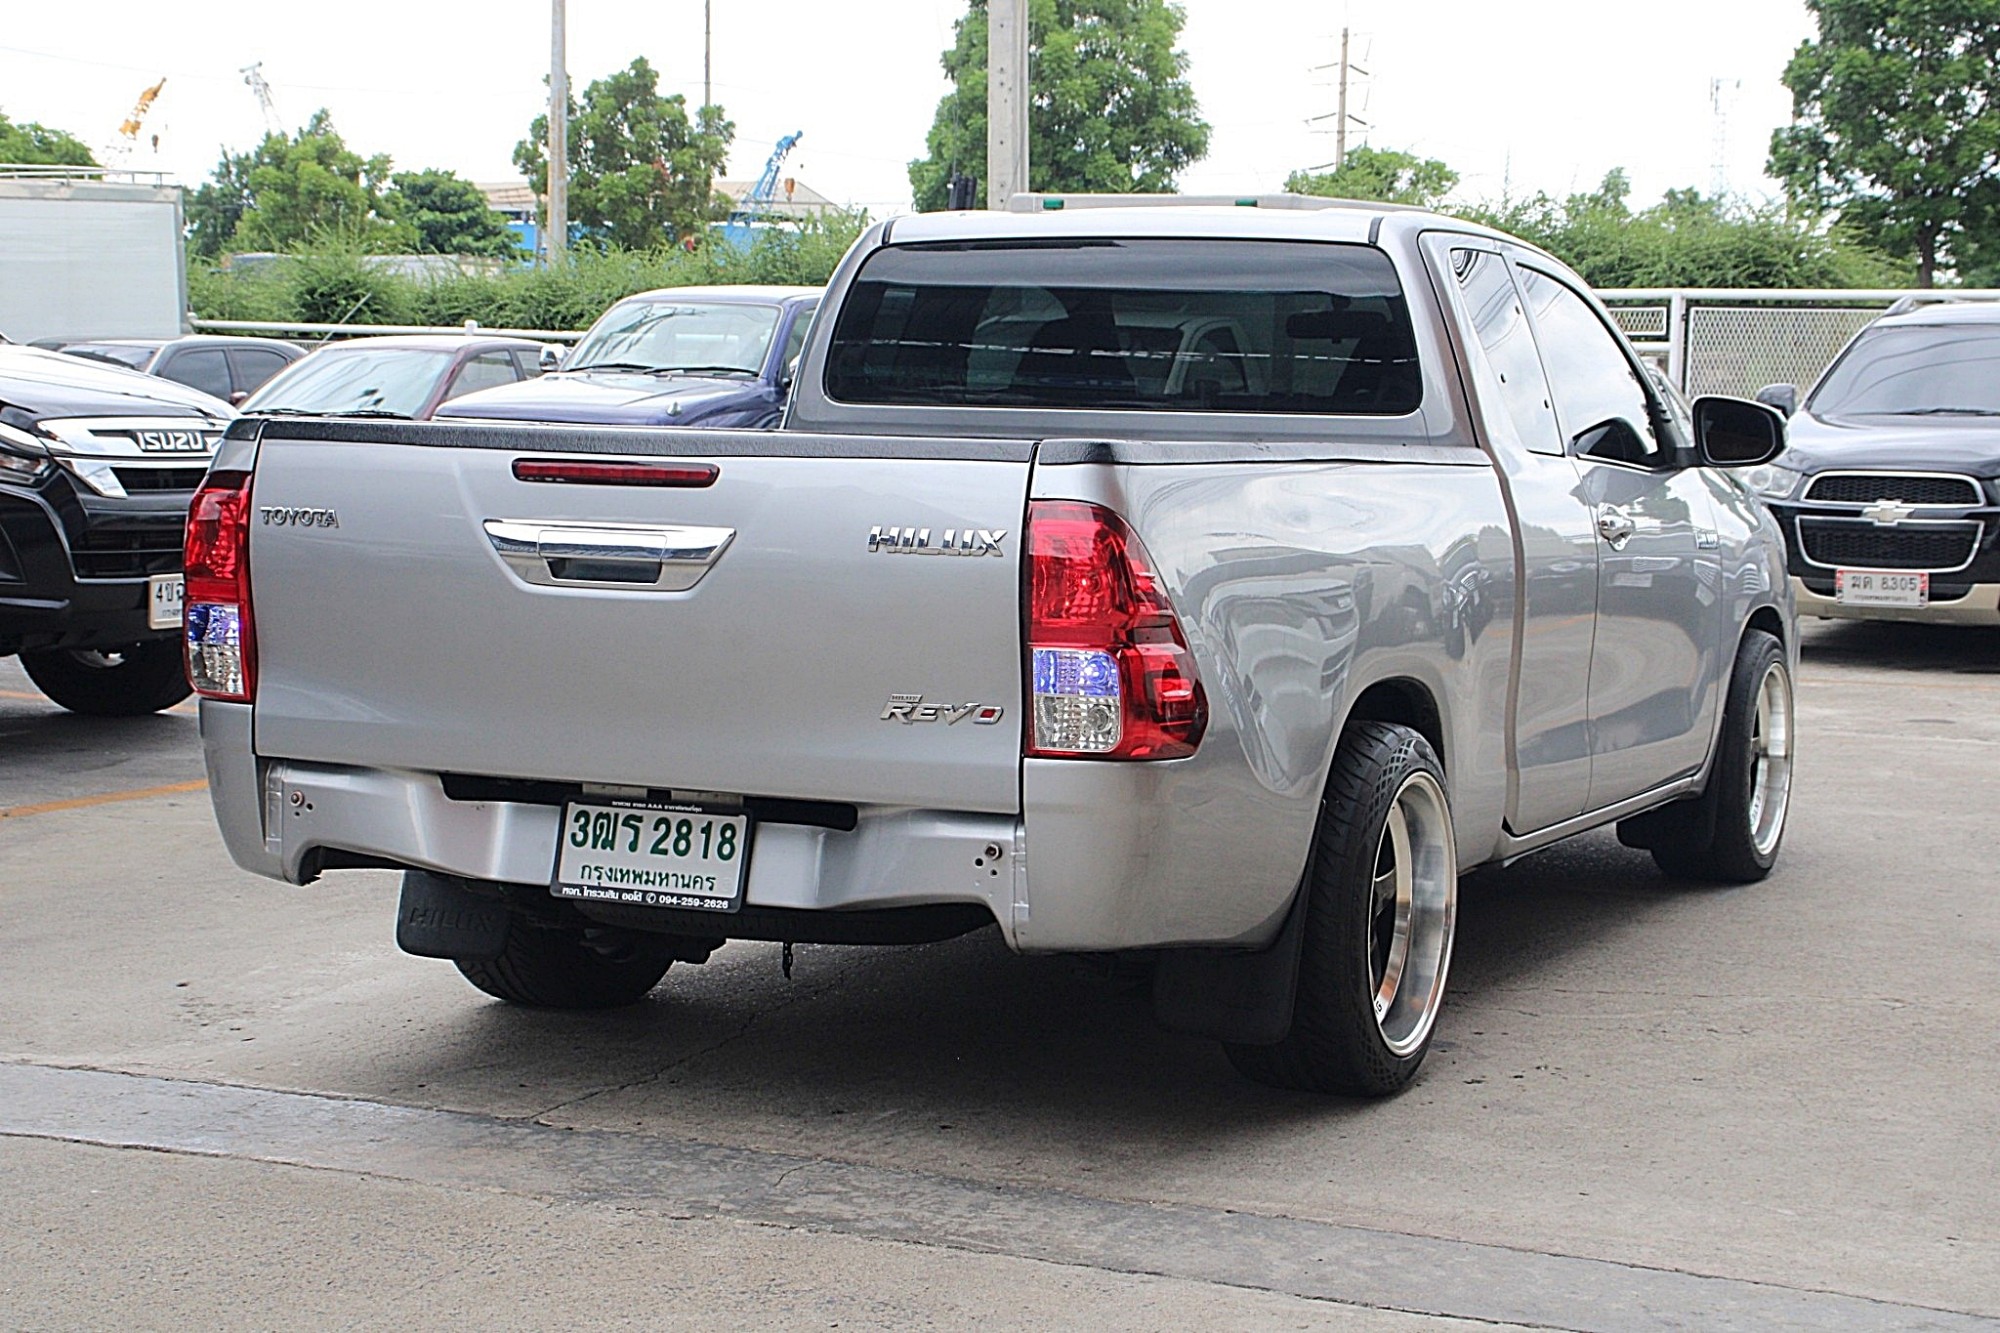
[1747, 660, 1794, 859]
[1366, 769, 1458, 1057]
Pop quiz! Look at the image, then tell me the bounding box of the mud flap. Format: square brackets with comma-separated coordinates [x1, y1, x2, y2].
[396, 870, 511, 961]
[1150, 881, 1310, 1046]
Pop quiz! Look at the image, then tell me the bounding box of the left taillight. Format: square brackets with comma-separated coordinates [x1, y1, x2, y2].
[184, 468, 256, 702]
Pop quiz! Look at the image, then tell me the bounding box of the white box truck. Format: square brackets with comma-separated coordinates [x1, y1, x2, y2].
[0, 168, 187, 344]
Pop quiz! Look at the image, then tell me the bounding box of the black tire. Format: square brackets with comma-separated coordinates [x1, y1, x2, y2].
[455, 921, 673, 1009]
[1226, 722, 1458, 1097]
[1626, 630, 1792, 884]
[18, 640, 192, 717]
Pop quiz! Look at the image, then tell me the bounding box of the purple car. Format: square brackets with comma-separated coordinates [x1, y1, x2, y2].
[436, 286, 820, 429]
[241, 335, 550, 421]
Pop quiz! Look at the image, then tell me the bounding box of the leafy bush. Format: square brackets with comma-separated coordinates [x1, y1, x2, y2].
[188, 212, 871, 332]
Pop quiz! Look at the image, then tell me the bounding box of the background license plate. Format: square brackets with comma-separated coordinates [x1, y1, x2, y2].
[552, 802, 749, 912]
[147, 574, 184, 629]
[1836, 569, 1928, 607]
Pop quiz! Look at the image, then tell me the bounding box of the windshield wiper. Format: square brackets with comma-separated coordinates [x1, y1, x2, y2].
[1894, 406, 2000, 416]
[661, 365, 758, 378]
[567, 360, 658, 373]
[324, 408, 413, 419]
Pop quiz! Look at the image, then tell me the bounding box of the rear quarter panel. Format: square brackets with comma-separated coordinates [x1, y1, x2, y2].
[1018, 448, 1516, 951]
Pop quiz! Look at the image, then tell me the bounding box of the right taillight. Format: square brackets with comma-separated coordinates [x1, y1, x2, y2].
[184, 468, 256, 702]
[1026, 500, 1206, 760]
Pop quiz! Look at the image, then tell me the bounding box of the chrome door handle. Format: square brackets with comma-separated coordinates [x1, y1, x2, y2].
[1596, 507, 1637, 549]
[483, 519, 734, 591]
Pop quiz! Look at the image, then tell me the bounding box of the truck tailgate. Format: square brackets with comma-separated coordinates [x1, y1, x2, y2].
[246, 423, 1030, 814]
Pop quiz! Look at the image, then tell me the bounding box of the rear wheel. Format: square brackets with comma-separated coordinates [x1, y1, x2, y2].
[455, 920, 673, 1009]
[1642, 630, 1793, 883]
[1227, 722, 1458, 1096]
[18, 640, 192, 716]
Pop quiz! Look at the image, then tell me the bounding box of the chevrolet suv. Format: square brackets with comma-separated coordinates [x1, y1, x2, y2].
[1753, 298, 2000, 624]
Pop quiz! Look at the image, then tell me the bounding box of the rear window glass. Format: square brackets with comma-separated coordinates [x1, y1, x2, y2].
[823, 239, 1421, 415]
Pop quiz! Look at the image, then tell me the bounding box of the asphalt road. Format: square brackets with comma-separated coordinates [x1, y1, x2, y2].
[1, 622, 1996, 1330]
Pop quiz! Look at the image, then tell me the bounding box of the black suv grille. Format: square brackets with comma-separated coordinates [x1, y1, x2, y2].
[111, 466, 208, 493]
[1798, 519, 1981, 570]
[70, 524, 185, 579]
[1804, 473, 1982, 506]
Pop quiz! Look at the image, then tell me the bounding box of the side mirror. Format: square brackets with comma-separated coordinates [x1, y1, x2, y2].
[1753, 383, 1798, 417]
[538, 345, 565, 374]
[229, 390, 250, 406]
[1693, 395, 1787, 468]
[779, 351, 802, 393]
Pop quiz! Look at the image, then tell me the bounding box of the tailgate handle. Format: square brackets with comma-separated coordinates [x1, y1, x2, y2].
[483, 519, 735, 591]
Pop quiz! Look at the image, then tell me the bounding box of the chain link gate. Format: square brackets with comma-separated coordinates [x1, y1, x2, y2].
[1599, 290, 2000, 399]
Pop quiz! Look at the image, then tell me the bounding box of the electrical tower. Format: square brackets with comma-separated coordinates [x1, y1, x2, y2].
[1306, 28, 1370, 172]
[241, 63, 284, 137]
[1709, 77, 1741, 200]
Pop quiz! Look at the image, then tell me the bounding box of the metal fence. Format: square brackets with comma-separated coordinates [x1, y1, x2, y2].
[1600, 289, 2000, 398]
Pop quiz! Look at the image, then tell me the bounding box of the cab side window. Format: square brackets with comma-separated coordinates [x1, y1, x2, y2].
[1450, 248, 1563, 456]
[163, 349, 232, 402]
[1518, 267, 1665, 468]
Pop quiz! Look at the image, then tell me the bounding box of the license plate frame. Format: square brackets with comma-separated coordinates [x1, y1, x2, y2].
[1835, 568, 1929, 608]
[147, 573, 184, 630]
[550, 800, 752, 913]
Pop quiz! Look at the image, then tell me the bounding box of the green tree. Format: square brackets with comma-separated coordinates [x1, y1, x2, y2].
[1768, 0, 2000, 286]
[383, 169, 518, 256]
[0, 110, 96, 166]
[1457, 171, 1907, 289]
[1285, 146, 1458, 208]
[908, 0, 1209, 212]
[514, 58, 734, 251]
[189, 111, 408, 256]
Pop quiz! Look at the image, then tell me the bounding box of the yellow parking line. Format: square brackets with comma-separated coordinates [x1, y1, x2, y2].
[0, 779, 208, 822]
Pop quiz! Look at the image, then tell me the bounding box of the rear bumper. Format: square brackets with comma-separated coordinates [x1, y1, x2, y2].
[1791, 576, 2000, 626]
[201, 701, 1028, 946]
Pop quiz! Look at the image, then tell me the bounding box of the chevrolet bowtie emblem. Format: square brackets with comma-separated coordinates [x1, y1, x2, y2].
[1861, 499, 1915, 526]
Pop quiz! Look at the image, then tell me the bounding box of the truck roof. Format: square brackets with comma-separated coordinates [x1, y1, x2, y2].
[885, 201, 1512, 250]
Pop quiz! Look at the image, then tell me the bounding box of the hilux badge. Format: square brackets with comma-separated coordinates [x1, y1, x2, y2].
[868, 526, 1005, 556]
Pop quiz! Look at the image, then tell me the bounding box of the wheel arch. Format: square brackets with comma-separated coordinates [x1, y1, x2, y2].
[1341, 675, 1447, 775]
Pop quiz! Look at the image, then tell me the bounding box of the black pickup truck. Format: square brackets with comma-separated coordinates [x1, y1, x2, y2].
[0, 345, 232, 714]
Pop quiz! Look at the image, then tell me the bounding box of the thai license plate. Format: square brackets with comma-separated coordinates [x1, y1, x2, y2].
[1836, 569, 1928, 607]
[551, 801, 750, 912]
[147, 573, 184, 629]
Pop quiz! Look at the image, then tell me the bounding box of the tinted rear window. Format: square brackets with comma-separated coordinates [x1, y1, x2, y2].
[824, 239, 1421, 415]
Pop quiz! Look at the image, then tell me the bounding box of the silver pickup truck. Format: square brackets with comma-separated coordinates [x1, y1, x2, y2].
[194, 198, 1796, 1096]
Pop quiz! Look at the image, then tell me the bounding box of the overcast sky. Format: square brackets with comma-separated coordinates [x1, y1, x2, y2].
[0, 1, 1814, 216]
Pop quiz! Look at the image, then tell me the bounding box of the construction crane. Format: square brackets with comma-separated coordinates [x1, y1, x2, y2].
[719, 132, 803, 250]
[241, 63, 284, 137]
[105, 77, 167, 163]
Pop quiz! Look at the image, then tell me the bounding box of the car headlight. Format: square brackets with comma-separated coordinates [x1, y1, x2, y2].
[0, 420, 53, 482]
[1740, 462, 1805, 500]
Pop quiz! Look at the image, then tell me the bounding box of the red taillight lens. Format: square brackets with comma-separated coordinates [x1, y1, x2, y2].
[183, 468, 256, 702]
[1026, 500, 1206, 760]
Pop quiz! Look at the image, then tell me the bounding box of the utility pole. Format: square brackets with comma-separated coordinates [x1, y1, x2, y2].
[987, 0, 1029, 209]
[704, 0, 713, 111]
[1305, 29, 1369, 172]
[548, 0, 568, 264]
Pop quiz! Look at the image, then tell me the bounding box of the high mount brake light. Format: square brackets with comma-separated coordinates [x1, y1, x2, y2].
[512, 458, 719, 487]
[184, 469, 256, 702]
[1026, 500, 1206, 760]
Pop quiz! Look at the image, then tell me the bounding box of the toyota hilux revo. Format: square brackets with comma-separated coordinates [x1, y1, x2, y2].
[2, 345, 231, 714]
[193, 197, 1796, 1096]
